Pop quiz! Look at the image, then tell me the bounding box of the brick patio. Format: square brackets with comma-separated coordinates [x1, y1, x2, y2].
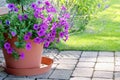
[0, 50, 119, 80]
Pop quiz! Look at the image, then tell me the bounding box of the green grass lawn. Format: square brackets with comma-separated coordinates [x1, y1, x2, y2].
[53, 0, 120, 51]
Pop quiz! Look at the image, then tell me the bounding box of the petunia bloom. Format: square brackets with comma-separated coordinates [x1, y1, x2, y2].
[14, 7, 18, 12]
[20, 52, 25, 59]
[23, 14, 28, 20]
[31, 3, 37, 9]
[24, 35, 30, 40]
[27, 32, 32, 37]
[59, 32, 64, 38]
[38, 1, 42, 4]
[4, 42, 11, 49]
[37, 30, 45, 37]
[11, 31, 16, 37]
[44, 41, 50, 47]
[61, 6, 66, 11]
[33, 24, 39, 30]
[26, 43, 32, 50]
[8, 3, 15, 9]
[34, 37, 43, 43]
[18, 14, 23, 21]
[6, 20, 10, 26]
[45, 1, 51, 6]
[7, 48, 13, 54]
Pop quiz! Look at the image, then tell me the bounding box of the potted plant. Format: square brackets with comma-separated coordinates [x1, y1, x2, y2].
[0, 0, 70, 76]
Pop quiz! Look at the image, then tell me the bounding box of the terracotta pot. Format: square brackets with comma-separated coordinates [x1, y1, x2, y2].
[2, 37, 44, 69]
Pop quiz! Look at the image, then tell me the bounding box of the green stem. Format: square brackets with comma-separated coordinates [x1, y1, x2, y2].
[21, 5, 24, 13]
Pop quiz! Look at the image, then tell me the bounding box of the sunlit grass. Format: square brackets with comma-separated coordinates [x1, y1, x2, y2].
[53, 0, 120, 51]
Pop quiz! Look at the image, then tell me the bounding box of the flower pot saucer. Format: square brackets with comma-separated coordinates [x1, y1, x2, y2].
[2, 56, 53, 76]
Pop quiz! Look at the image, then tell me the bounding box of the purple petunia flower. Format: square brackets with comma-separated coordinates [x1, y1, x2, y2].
[34, 12, 44, 19]
[35, 8, 42, 13]
[4, 42, 11, 49]
[46, 7, 50, 12]
[8, 3, 15, 9]
[38, 0, 42, 4]
[64, 22, 69, 30]
[27, 32, 32, 37]
[64, 13, 70, 19]
[51, 6, 56, 13]
[47, 15, 52, 22]
[26, 43, 32, 50]
[33, 24, 39, 30]
[38, 13, 44, 19]
[59, 32, 64, 38]
[23, 14, 28, 20]
[61, 6, 66, 11]
[37, 30, 45, 37]
[7, 48, 13, 54]
[44, 41, 50, 47]
[18, 14, 23, 21]
[6, 20, 10, 26]
[24, 35, 30, 40]
[34, 37, 43, 43]
[39, 23, 48, 30]
[31, 3, 37, 9]
[20, 52, 24, 59]
[34, 12, 38, 18]
[14, 7, 18, 12]
[51, 22, 57, 30]
[11, 31, 16, 37]
[51, 31, 56, 37]
[45, 1, 51, 6]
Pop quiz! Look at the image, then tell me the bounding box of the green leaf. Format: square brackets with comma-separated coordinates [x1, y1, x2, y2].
[14, 41, 26, 48]
[12, 52, 19, 60]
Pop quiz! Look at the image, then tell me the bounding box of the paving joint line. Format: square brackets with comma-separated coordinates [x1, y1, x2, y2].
[69, 51, 83, 79]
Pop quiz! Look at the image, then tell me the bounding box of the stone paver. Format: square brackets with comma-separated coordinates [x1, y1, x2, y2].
[79, 57, 97, 62]
[99, 52, 114, 57]
[115, 66, 120, 71]
[49, 69, 72, 79]
[77, 62, 95, 68]
[115, 52, 120, 57]
[70, 77, 91, 80]
[93, 71, 113, 79]
[92, 78, 113, 80]
[4, 78, 34, 80]
[115, 57, 120, 66]
[8, 75, 26, 78]
[27, 69, 54, 79]
[56, 64, 75, 70]
[81, 51, 98, 57]
[57, 51, 81, 59]
[37, 79, 53, 80]
[95, 63, 114, 71]
[0, 71, 8, 77]
[72, 68, 93, 77]
[97, 57, 114, 63]
[54, 59, 77, 65]
[114, 72, 120, 80]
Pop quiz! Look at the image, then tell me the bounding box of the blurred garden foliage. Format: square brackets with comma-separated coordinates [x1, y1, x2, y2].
[50, 0, 110, 32]
[6, 0, 110, 32]
[6, 0, 35, 5]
